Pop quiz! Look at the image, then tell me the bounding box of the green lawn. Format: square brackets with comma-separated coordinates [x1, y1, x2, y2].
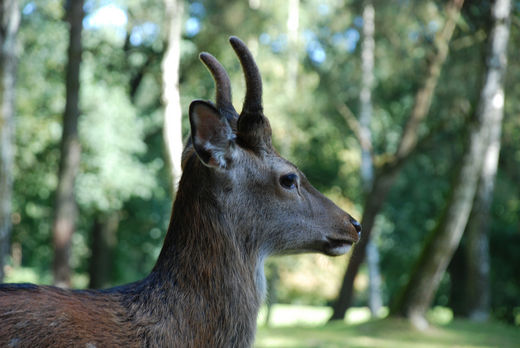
[256, 305, 520, 348]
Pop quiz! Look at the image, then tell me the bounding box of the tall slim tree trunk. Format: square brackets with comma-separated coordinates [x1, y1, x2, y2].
[0, 0, 20, 282]
[465, 0, 511, 322]
[358, 0, 382, 318]
[89, 212, 119, 289]
[330, 0, 464, 321]
[330, 166, 397, 320]
[390, 0, 511, 329]
[358, 1, 375, 196]
[162, 0, 184, 192]
[52, 0, 84, 287]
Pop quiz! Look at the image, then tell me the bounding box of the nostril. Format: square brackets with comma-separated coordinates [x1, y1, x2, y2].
[350, 217, 362, 235]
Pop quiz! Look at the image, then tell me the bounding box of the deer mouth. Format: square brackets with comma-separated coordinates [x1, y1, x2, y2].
[325, 237, 354, 256]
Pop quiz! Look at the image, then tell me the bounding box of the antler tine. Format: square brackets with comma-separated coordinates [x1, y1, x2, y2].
[229, 36, 263, 114]
[199, 52, 238, 121]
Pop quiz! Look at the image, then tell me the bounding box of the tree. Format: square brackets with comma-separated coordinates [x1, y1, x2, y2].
[357, 0, 382, 318]
[0, 0, 20, 282]
[462, 0, 511, 322]
[390, 0, 511, 328]
[52, 0, 84, 287]
[162, 0, 184, 191]
[330, 0, 465, 321]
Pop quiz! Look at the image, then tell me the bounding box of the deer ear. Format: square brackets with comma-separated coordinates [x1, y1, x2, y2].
[189, 100, 236, 168]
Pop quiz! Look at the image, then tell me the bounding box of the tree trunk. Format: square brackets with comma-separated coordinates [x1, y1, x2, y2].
[464, 179, 493, 321]
[358, 0, 375, 194]
[330, 0, 464, 321]
[464, 0, 511, 322]
[366, 240, 382, 316]
[162, 0, 184, 192]
[0, 0, 20, 282]
[389, 129, 487, 328]
[390, 0, 511, 328]
[463, 184, 492, 320]
[330, 167, 398, 320]
[89, 212, 119, 289]
[358, 0, 382, 318]
[447, 242, 468, 316]
[52, 0, 84, 287]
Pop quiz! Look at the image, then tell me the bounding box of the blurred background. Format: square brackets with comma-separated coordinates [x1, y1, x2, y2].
[1, 0, 519, 346]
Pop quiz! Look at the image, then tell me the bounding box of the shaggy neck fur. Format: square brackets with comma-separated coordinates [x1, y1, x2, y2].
[120, 155, 265, 347]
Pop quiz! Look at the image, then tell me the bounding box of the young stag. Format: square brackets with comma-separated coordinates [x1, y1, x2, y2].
[0, 37, 361, 347]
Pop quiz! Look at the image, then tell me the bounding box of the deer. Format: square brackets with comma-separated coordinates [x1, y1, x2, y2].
[0, 36, 361, 348]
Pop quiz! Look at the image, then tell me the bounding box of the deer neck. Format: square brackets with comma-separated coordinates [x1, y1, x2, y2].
[133, 167, 265, 346]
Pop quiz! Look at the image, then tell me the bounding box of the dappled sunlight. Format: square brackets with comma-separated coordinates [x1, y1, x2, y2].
[256, 306, 520, 348]
[258, 305, 388, 328]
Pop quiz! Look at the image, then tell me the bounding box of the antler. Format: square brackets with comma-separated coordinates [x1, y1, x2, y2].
[229, 36, 271, 149]
[229, 36, 263, 114]
[199, 52, 238, 122]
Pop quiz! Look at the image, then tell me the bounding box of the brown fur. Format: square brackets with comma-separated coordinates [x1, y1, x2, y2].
[0, 285, 135, 346]
[0, 37, 360, 347]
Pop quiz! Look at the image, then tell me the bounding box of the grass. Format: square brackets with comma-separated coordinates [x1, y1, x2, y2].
[255, 305, 520, 348]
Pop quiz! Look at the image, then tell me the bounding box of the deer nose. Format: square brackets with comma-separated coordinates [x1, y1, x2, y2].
[350, 217, 362, 237]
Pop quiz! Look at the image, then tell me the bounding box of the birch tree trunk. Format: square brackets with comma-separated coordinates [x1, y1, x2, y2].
[330, 0, 464, 321]
[52, 0, 84, 287]
[390, 0, 511, 329]
[162, 0, 184, 192]
[358, 0, 382, 318]
[0, 0, 20, 282]
[464, 0, 511, 322]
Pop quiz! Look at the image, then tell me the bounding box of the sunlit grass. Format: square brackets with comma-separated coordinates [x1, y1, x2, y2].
[258, 304, 332, 327]
[4, 266, 88, 288]
[256, 305, 520, 348]
[257, 305, 389, 327]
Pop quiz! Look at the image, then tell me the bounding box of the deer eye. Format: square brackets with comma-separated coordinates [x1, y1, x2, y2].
[279, 173, 298, 189]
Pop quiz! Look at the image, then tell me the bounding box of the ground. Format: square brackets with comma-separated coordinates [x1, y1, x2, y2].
[255, 305, 520, 348]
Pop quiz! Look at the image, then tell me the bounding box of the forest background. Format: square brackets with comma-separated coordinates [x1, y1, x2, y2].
[0, 0, 519, 340]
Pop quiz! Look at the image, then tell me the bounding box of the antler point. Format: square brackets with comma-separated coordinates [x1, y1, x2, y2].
[199, 52, 211, 61]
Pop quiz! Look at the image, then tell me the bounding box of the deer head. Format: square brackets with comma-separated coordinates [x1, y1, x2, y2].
[179, 37, 360, 259]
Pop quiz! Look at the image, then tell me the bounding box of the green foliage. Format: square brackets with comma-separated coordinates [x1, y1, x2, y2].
[78, 70, 158, 212]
